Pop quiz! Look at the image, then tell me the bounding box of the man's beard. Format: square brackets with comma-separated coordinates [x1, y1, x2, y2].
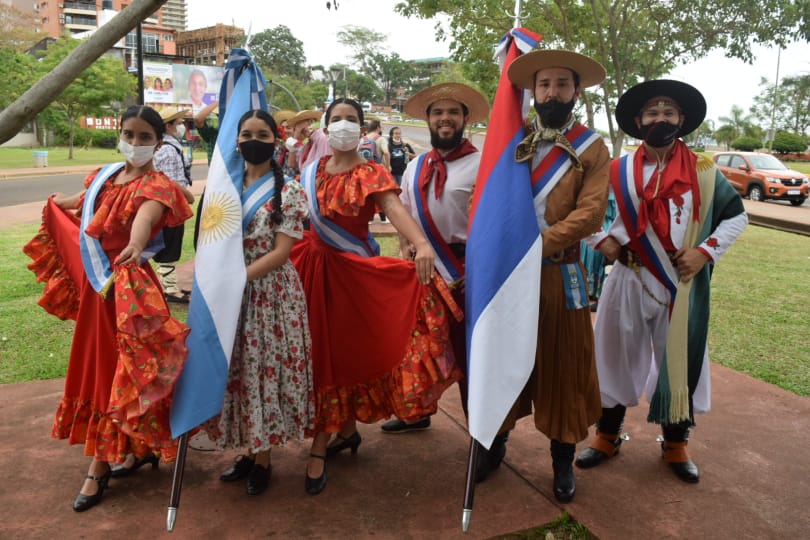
[430, 124, 465, 151]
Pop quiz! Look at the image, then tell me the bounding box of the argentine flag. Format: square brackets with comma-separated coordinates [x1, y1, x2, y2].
[466, 28, 543, 449]
[170, 49, 268, 437]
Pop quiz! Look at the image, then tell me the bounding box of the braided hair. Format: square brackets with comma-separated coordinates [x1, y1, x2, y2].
[237, 109, 285, 224]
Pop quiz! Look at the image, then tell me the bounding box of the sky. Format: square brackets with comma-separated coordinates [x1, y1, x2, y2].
[187, 1, 810, 130]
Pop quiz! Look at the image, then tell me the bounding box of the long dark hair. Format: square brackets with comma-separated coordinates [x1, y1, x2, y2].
[325, 97, 364, 125]
[237, 109, 284, 224]
[120, 105, 165, 140]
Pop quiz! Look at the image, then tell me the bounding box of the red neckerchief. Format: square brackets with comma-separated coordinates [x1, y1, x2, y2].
[633, 140, 699, 250]
[419, 139, 478, 199]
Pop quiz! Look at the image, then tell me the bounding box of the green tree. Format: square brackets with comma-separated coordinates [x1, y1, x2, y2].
[395, 0, 805, 157]
[38, 38, 136, 158]
[0, 49, 37, 110]
[713, 124, 738, 150]
[249, 26, 307, 80]
[751, 74, 810, 136]
[771, 130, 807, 153]
[366, 52, 416, 105]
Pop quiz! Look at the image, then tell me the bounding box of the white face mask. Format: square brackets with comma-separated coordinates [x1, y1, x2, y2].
[327, 119, 361, 152]
[118, 138, 156, 167]
[175, 124, 186, 140]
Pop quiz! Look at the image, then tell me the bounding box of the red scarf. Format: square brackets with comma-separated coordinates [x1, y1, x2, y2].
[419, 139, 478, 199]
[633, 140, 700, 250]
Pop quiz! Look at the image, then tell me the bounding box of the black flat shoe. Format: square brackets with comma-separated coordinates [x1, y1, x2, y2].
[246, 464, 271, 496]
[220, 455, 254, 482]
[110, 453, 159, 478]
[305, 454, 327, 495]
[73, 469, 111, 512]
[326, 431, 361, 457]
[380, 416, 431, 433]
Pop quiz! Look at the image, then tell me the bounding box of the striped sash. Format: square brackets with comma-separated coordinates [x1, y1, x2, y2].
[300, 160, 380, 257]
[241, 171, 283, 230]
[611, 154, 679, 302]
[410, 154, 464, 283]
[531, 124, 601, 229]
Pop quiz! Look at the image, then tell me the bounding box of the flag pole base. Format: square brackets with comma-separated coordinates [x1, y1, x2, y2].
[462, 508, 472, 533]
[167, 506, 177, 532]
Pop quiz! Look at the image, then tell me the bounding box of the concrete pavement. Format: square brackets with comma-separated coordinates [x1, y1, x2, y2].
[2, 169, 810, 539]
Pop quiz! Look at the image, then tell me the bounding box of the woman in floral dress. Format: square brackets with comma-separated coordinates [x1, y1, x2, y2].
[204, 109, 315, 497]
[290, 98, 462, 495]
[23, 105, 193, 512]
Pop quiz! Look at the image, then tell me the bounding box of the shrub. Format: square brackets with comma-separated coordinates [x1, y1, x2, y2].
[771, 131, 807, 154]
[731, 136, 761, 151]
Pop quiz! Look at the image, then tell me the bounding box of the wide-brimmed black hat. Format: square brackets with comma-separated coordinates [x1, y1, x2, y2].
[615, 79, 706, 139]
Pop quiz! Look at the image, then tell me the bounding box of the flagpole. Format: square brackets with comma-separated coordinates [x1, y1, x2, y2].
[166, 432, 190, 532]
[461, 1, 525, 533]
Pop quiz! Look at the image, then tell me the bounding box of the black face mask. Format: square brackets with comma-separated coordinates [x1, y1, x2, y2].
[239, 140, 275, 164]
[639, 121, 681, 148]
[533, 99, 576, 129]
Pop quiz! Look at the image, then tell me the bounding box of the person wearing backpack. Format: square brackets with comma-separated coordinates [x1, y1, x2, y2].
[153, 107, 195, 303]
[388, 126, 415, 186]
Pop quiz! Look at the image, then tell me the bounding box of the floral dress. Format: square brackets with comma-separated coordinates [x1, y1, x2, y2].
[23, 168, 193, 463]
[204, 181, 316, 451]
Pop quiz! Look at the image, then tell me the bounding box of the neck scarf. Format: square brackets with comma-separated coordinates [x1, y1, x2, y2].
[419, 138, 478, 199]
[633, 140, 700, 249]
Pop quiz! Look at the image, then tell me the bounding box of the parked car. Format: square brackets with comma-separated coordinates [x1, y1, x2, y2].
[713, 151, 809, 206]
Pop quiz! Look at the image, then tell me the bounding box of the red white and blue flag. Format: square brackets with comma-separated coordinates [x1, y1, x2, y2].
[170, 48, 267, 437]
[466, 28, 543, 449]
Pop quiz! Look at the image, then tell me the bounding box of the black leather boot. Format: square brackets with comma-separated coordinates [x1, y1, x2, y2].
[575, 405, 626, 469]
[475, 431, 509, 483]
[550, 439, 576, 503]
[662, 422, 700, 483]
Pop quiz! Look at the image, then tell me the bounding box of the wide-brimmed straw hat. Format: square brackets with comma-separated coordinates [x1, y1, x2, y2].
[158, 106, 187, 123]
[615, 79, 706, 139]
[404, 82, 490, 123]
[273, 109, 296, 125]
[289, 110, 322, 127]
[507, 49, 606, 90]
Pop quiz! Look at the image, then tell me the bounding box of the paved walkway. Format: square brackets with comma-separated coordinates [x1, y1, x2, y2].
[2, 170, 810, 539]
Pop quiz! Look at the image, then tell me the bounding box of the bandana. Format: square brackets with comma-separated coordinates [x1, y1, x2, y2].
[633, 140, 700, 250]
[419, 138, 478, 199]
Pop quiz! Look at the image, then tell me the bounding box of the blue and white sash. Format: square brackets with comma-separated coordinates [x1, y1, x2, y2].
[531, 126, 602, 230]
[241, 171, 284, 231]
[410, 154, 463, 283]
[80, 163, 165, 294]
[300, 160, 380, 257]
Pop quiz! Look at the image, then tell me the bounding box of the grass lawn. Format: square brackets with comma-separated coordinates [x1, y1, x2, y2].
[3, 218, 809, 394]
[0, 146, 121, 169]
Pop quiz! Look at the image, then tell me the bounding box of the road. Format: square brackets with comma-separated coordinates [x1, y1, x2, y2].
[0, 163, 210, 206]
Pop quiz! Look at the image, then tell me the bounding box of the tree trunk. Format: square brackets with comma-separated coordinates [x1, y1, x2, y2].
[0, 0, 168, 145]
[69, 118, 75, 160]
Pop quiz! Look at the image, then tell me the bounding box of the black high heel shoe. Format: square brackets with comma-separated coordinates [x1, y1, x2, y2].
[325, 431, 361, 457]
[109, 453, 159, 478]
[305, 454, 327, 495]
[73, 469, 111, 512]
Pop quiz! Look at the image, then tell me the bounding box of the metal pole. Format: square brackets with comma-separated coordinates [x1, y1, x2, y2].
[136, 23, 144, 105]
[513, 0, 523, 28]
[462, 439, 481, 532]
[768, 47, 782, 152]
[166, 432, 190, 532]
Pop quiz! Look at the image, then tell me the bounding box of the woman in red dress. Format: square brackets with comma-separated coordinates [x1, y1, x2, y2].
[291, 98, 462, 495]
[23, 105, 193, 512]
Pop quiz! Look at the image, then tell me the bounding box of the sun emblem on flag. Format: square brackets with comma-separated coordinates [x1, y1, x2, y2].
[198, 191, 241, 246]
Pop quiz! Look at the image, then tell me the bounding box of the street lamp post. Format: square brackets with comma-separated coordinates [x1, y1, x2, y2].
[330, 67, 343, 101]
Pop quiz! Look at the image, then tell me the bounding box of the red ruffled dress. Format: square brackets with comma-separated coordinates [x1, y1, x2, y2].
[290, 157, 462, 432]
[23, 167, 193, 463]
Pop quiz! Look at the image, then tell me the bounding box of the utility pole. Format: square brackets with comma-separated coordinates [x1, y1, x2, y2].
[768, 47, 782, 152]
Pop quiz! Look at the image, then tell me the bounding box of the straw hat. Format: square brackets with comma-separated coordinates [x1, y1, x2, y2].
[404, 82, 490, 123]
[507, 49, 606, 90]
[273, 109, 296, 125]
[158, 106, 187, 123]
[289, 109, 322, 127]
[615, 79, 706, 139]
